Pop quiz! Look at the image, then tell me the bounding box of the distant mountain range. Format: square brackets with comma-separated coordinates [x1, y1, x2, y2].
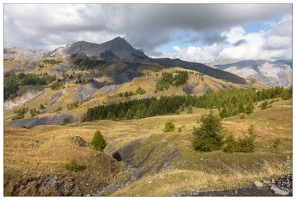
[4, 48, 49, 60]
[4, 37, 246, 85]
[211, 60, 292, 87]
[4, 37, 292, 87]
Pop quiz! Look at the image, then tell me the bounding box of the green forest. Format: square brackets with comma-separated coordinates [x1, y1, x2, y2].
[82, 86, 292, 122]
[4, 73, 56, 100]
[155, 71, 189, 92]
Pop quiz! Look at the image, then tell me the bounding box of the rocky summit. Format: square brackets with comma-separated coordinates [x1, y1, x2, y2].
[48, 37, 149, 62]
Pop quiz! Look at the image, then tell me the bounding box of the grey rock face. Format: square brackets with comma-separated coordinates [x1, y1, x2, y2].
[214, 60, 292, 87]
[48, 37, 148, 62]
[9, 114, 78, 128]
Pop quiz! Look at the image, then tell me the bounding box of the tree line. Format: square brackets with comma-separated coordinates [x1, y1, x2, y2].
[82, 86, 292, 122]
[42, 59, 62, 65]
[4, 73, 56, 100]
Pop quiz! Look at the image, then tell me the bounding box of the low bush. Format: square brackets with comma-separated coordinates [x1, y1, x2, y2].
[223, 125, 257, 153]
[66, 159, 79, 172]
[61, 118, 72, 126]
[163, 121, 175, 132]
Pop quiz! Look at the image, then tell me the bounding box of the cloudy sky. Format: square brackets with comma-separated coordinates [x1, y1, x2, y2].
[3, 3, 293, 63]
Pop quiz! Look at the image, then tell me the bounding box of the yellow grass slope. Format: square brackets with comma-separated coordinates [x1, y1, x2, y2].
[4, 97, 292, 196]
[4, 66, 267, 125]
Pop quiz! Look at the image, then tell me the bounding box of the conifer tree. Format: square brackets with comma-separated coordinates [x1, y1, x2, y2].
[125, 109, 133, 119]
[187, 105, 193, 114]
[193, 111, 224, 152]
[91, 130, 106, 151]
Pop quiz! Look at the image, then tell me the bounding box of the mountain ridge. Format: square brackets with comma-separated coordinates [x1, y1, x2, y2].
[47, 37, 149, 61]
[4, 36, 292, 89]
[214, 60, 292, 87]
[4, 37, 247, 86]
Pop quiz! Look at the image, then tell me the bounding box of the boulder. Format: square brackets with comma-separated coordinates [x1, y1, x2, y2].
[74, 136, 90, 147]
[254, 181, 263, 188]
[270, 185, 289, 196]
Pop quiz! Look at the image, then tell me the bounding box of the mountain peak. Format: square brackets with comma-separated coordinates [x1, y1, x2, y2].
[100, 36, 133, 51]
[47, 36, 148, 61]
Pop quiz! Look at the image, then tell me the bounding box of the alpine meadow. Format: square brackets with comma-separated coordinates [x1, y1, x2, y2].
[3, 3, 293, 197]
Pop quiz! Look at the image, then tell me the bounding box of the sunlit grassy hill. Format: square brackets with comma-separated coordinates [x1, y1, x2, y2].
[4, 97, 292, 196]
[4, 66, 267, 126]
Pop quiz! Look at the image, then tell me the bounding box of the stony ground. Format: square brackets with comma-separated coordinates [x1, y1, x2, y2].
[184, 174, 292, 196]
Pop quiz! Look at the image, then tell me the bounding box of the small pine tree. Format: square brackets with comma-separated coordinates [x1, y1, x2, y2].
[91, 130, 106, 151]
[219, 105, 227, 118]
[223, 134, 239, 153]
[118, 109, 126, 119]
[270, 138, 281, 153]
[238, 125, 256, 153]
[187, 105, 193, 114]
[193, 111, 224, 152]
[66, 158, 79, 172]
[125, 109, 133, 120]
[245, 100, 254, 114]
[39, 103, 45, 109]
[163, 121, 175, 132]
[260, 100, 269, 110]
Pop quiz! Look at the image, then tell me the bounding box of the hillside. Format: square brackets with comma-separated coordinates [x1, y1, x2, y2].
[4, 98, 292, 196]
[4, 66, 266, 127]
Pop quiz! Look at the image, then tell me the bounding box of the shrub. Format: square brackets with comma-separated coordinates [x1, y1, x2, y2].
[270, 138, 281, 153]
[163, 121, 175, 132]
[240, 113, 245, 119]
[238, 125, 256, 153]
[61, 118, 72, 126]
[193, 111, 224, 152]
[91, 130, 106, 151]
[136, 87, 146, 95]
[66, 159, 79, 172]
[187, 105, 193, 114]
[50, 82, 62, 91]
[223, 134, 239, 153]
[39, 103, 45, 109]
[223, 125, 257, 153]
[54, 107, 62, 112]
[260, 100, 269, 110]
